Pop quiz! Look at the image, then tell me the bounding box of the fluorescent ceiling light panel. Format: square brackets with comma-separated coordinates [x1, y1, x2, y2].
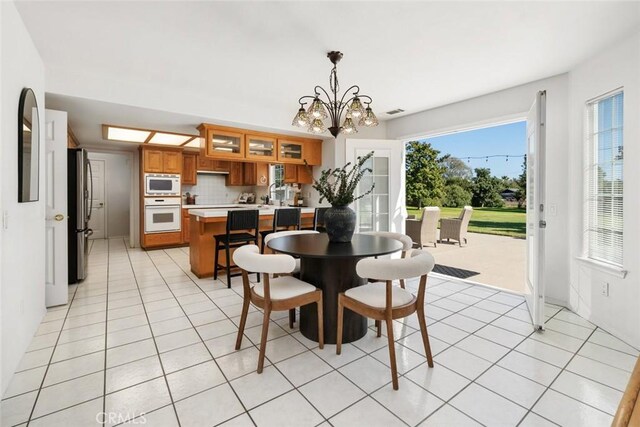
[107, 126, 151, 143]
[149, 132, 192, 145]
[184, 138, 202, 148]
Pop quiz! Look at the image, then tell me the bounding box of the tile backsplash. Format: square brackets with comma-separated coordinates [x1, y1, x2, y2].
[182, 174, 253, 205]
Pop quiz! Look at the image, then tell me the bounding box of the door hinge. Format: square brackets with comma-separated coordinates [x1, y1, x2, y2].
[539, 220, 547, 229]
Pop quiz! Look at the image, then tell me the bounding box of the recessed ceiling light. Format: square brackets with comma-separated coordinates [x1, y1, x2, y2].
[105, 126, 151, 143]
[149, 132, 192, 145]
[183, 138, 202, 148]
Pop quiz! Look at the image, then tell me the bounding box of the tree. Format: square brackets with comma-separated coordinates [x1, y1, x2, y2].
[472, 168, 504, 207]
[405, 141, 445, 208]
[441, 156, 473, 181]
[443, 183, 472, 207]
[514, 156, 527, 208]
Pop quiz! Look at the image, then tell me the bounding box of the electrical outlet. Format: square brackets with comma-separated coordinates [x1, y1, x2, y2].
[600, 281, 609, 297]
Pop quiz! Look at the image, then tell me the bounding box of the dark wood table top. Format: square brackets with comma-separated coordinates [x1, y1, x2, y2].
[267, 233, 403, 259]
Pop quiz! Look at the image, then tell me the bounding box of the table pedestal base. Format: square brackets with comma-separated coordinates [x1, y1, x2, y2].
[299, 257, 367, 344]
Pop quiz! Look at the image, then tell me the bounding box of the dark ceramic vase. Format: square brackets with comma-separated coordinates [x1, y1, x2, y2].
[324, 205, 356, 243]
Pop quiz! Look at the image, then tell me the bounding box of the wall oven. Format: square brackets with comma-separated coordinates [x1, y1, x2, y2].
[144, 198, 181, 233]
[145, 173, 181, 196]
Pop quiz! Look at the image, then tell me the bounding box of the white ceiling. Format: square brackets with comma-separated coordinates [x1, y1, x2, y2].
[16, 1, 640, 146]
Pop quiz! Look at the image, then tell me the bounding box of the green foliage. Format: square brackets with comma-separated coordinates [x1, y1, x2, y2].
[443, 184, 472, 207]
[441, 156, 473, 181]
[405, 141, 445, 208]
[472, 168, 504, 208]
[514, 156, 527, 208]
[306, 151, 375, 207]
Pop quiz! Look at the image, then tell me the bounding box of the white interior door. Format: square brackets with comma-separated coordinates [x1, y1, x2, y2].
[88, 158, 106, 239]
[525, 91, 547, 330]
[45, 109, 68, 307]
[345, 139, 405, 234]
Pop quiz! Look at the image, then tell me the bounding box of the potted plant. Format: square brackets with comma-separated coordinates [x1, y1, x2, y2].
[306, 151, 375, 242]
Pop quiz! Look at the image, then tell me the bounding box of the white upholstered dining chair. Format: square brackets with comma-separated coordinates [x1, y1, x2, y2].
[336, 249, 436, 390]
[233, 245, 324, 374]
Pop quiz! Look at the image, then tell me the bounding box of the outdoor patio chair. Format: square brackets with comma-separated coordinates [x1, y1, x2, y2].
[405, 207, 440, 248]
[439, 206, 473, 246]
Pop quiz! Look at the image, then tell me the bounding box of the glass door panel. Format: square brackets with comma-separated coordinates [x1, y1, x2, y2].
[246, 135, 276, 161]
[278, 140, 304, 163]
[206, 129, 244, 159]
[357, 154, 390, 232]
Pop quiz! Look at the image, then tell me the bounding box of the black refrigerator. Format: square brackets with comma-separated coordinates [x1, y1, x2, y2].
[68, 148, 93, 284]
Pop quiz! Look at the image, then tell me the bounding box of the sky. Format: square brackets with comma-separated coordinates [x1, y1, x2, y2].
[421, 121, 526, 179]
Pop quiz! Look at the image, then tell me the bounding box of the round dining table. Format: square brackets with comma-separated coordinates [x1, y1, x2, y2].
[267, 233, 403, 344]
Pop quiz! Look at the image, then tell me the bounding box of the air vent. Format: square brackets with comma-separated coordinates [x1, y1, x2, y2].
[385, 108, 405, 115]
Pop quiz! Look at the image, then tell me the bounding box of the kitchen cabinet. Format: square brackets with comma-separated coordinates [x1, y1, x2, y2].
[182, 153, 197, 185]
[245, 134, 277, 161]
[198, 123, 322, 165]
[197, 154, 229, 172]
[226, 162, 244, 186]
[182, 209, 190, 243]
[284, 164, 314, 184]
[243, 162, 269, 186]
[277, 140, 304, 164]
[198, 124, 245, 160]
[142, 148, 182, 174]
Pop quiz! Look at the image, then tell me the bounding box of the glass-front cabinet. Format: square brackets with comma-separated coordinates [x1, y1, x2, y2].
[200, 125, 245, 160]
[277, 140, 304, 164]
[245, 134, 277, 161]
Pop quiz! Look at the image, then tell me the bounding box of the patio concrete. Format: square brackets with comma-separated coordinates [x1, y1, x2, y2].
[424, 232, 527, 294]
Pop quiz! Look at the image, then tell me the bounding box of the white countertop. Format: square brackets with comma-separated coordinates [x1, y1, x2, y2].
[188, 204, 315, 218]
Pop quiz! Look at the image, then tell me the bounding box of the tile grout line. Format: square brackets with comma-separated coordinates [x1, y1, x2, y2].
[101, 238, 111, 426]
[120, 241, 183, 427]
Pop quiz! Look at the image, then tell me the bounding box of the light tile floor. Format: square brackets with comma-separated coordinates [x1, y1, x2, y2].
[2, 238, 638, 426]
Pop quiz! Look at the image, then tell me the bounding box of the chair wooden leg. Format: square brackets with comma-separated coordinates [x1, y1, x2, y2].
[386, 318, 399, 390]
[417, 305, 434, 367]
[316, 293, 324, 349]
[336, 294, 344, 355]
[257, 306, 271, 374]
[399, 279, 406, 289]
[235, 296, 250, 350]
[375, 320, 382, 337]
[289, 309, 296, 329]
[224, 245, 232, 288]
[213, 243, 219, 280]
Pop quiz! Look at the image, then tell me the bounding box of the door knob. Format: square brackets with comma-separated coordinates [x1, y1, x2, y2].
[54, 214, 64, 221]
[99, 202, 104, 207]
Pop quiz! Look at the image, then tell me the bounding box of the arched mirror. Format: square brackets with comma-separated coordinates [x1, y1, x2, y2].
[18, 88, 40, 202]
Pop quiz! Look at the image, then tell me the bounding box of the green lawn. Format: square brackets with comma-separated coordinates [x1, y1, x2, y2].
[407, 206, 526, 238]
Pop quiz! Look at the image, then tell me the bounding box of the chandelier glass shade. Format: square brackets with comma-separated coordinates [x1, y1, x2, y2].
[292, 51, 378, 138]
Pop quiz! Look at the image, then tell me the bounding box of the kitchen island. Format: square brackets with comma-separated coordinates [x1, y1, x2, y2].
[188, 205, 315, 278]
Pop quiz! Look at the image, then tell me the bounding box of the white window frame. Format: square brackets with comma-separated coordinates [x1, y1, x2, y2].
[582, 88, 624, 270]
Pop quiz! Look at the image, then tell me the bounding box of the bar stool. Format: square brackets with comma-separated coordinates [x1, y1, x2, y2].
[302, 207, 329, 232]
[214, 209, 259, 287]
[259, 208, 301, 253]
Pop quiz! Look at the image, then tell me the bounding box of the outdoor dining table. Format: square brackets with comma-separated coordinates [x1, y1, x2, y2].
[267, 233, 403, 344]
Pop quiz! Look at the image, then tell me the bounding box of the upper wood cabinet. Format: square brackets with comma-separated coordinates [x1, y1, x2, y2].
[198, 123, 322, 165]
[243, 162, 269, 186]
[196, 154, 229, 172]
[245, 134, 277, 161]
[226, 162, 244, 186]
[199, 124, 245, 160]
[182, 153, 197, 185]
[283, 164, 314, 184]
[142, 148, 182, 174]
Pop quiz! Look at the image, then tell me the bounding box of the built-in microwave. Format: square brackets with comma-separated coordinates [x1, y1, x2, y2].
[145, 173, 180, 196]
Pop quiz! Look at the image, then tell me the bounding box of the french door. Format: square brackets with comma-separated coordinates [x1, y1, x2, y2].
[525, 91, 547, 330]
[345, 139, 405, 234]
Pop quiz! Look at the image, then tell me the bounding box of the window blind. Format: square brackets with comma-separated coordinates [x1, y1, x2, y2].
[585, 91, 624, 266]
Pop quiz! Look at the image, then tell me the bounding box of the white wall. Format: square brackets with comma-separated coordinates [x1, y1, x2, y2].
[1, 1, 46, 395]
[567, 32, 640, 348]
[386, 75, 570, 306]
[87, 151, 132, 238]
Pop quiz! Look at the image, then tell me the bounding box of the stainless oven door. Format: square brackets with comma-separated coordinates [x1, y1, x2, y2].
[144, 204, 181, 233]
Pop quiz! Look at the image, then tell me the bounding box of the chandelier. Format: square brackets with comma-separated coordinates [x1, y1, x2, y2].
[292, 51, 378, 138]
